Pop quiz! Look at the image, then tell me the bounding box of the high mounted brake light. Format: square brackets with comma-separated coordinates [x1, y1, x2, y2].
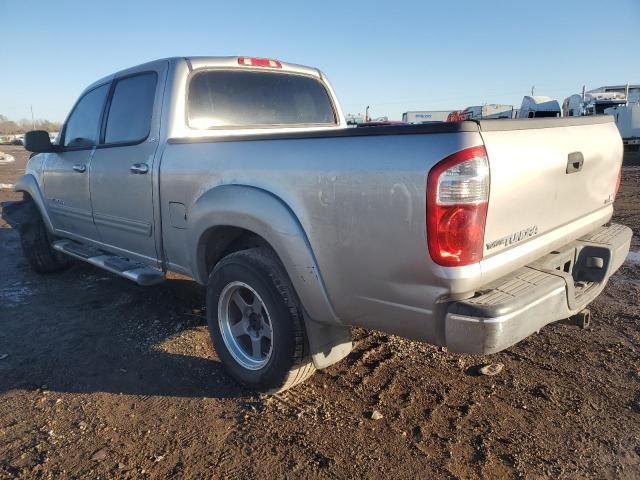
[427, 146, 490, 267]
[237, 57, 282, 68]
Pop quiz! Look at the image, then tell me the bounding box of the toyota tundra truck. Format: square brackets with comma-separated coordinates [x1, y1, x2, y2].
[7, 56, 631, 393]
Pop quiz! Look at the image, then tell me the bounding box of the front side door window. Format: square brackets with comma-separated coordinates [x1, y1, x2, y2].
[63, 84, 109, 148]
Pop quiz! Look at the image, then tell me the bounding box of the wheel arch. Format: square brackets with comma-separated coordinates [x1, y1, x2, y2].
[188, 184, 336, 323]
[14, 174, 54, 232]
[187, 185, 352, 369]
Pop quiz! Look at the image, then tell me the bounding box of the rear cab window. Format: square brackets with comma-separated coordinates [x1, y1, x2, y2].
[187, 70, 336, 129]
[104, 72, 157, 144]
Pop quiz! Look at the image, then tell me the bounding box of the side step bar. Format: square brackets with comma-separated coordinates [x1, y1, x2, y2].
[52, 239, 165, 286]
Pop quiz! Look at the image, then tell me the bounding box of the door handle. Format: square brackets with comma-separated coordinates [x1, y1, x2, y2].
[72, 164, 86, 173]
[130, 163, 149, 174]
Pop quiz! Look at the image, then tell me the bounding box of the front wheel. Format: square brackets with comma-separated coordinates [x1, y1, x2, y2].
[206, 248, 315, 393]
[18, 201, 71, 273]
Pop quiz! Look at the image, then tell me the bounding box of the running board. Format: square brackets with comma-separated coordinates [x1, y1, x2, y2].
[52, 239, 165, 286]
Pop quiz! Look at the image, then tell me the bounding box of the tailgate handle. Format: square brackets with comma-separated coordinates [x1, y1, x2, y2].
[566, 152, 584, 174]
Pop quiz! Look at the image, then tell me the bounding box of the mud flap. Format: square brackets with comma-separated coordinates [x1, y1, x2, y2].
[304, 318, 353, 370]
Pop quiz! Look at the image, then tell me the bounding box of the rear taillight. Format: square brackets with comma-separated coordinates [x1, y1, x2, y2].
[427, 146, 489, 267]
[237, 57, 282, 68]
[615, 167, 622, 197]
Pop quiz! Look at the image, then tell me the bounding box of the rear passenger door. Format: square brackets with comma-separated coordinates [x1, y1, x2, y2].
[90, 63, 166, 265]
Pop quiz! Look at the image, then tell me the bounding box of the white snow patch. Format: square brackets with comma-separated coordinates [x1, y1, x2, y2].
[626, 251, 640, 266]
[0, 183, 14, 190]
[0, 154, 15, 164]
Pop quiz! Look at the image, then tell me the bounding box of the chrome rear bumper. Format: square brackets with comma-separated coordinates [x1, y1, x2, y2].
[445, 223, 632, 354]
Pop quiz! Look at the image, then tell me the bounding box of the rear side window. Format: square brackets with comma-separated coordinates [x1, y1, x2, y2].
[63, 84, 109, 147]
[187, 70, 336, 129]
[104, 72, 157, 144]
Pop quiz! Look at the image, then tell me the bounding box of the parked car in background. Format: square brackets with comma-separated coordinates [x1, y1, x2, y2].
[7, 56, 631, 394]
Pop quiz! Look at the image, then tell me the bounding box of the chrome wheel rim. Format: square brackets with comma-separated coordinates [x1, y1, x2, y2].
[218, 281, 273, 370]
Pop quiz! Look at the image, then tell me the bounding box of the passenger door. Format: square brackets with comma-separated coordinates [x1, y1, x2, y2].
[90, 68, 164, 265]
[43, 83, 110, 241]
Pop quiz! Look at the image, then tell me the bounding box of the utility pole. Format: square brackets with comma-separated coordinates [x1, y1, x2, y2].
[365, 105, 370, 123]
[531, 85, 535, 96]
[30, 105, 35, 129]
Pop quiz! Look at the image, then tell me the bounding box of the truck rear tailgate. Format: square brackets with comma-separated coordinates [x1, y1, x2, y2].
[480, 116, 622, 260]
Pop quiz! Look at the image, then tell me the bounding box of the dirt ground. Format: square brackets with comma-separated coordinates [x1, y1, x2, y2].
[0, 144, 639, 479]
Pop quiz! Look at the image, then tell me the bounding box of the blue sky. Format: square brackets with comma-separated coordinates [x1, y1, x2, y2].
[2, 0, 639, 122]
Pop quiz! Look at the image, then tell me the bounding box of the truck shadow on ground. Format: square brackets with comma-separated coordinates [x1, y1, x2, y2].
[0, 225, 248, 400]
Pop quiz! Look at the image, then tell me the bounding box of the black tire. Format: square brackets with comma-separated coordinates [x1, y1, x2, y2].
[206, 248, 315, 393]
[18, 201, 71, 273]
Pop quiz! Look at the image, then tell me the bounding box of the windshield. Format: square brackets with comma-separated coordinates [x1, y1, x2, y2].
[187, 70, 337, 129]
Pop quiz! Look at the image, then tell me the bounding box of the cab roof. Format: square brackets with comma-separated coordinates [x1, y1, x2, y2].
[84, 56, 322, 93]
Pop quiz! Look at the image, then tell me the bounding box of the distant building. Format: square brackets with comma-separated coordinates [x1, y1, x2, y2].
[588, 84, 640, 104]
[563, 84, 639, 117]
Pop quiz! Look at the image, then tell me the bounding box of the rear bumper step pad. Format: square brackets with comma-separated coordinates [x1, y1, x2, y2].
[444, 223, 632, 354]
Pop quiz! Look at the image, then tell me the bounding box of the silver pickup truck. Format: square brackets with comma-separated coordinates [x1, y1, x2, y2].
[10, 56, 631, 393]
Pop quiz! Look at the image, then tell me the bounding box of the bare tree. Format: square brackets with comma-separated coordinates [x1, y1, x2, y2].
[0, 114, 61, 135]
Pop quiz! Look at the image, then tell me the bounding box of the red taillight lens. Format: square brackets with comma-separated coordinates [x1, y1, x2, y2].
[427, 146, 489, 267]
[237, 57, 282, 68]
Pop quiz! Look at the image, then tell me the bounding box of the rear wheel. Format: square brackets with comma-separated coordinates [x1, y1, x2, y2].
[18, 201, 71, 273]
[206, 248, 315, 393]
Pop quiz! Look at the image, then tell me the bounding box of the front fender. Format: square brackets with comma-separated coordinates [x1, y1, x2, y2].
[14, 174, 54, 232]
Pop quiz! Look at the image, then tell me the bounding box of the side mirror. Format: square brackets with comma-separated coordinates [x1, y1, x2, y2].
[24, 130, 53, 153]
